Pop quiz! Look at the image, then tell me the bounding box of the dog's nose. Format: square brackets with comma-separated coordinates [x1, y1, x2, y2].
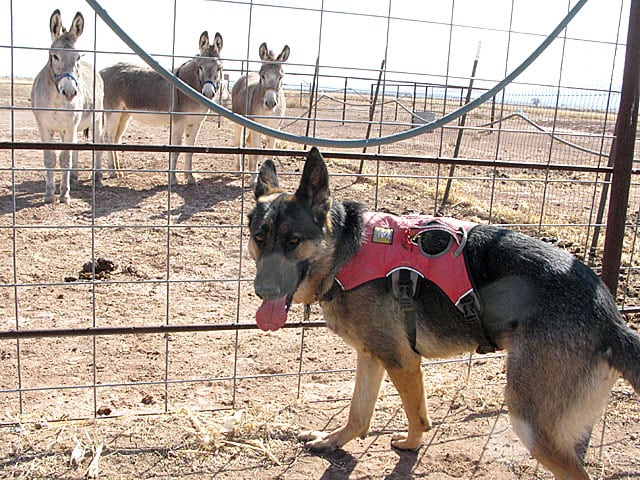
[255, 283, 282, 301]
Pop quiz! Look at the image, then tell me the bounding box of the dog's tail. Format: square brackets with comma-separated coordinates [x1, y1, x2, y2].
[610, 326, 640, 394]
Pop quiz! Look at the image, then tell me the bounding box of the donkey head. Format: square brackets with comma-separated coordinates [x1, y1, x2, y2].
[257, 43, 290, 111]
[48, 9, 84, 101]
[195, 31, 224, 99]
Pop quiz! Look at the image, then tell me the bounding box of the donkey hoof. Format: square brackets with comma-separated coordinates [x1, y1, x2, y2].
[60, 194, 71, 204]
[44, 194, 55, 204]
[185, 174, 197, 185]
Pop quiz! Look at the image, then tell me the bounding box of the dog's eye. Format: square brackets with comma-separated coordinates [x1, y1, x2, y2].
[254, 232, 264, 244]
[287, 236, 300, 248]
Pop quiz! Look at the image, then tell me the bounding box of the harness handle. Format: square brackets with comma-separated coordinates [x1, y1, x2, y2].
[408, 222, 468, 258]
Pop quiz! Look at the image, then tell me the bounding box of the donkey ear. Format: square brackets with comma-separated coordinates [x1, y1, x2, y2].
[255, 159, 280, 199]
[258, 42, 270, 61]
[199, 31, 210, 53]
[277, 45, 290, 63]
[213, 32, 223, 52]
[69, 12, 85, 40]
[295, 147, 331, 223]
[50, 9, 64, 41]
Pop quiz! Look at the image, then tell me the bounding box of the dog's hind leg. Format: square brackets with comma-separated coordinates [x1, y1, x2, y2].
[386, 355, 431, 450]
[509, 407, 593, 480]
[506, 350, 615, 480]
[299, 350, 385, 452]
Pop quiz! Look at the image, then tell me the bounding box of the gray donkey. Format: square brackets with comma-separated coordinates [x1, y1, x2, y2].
[100, 31, 223, 185]
[231, 43, 290, 187]
[31, 9, 105, 204]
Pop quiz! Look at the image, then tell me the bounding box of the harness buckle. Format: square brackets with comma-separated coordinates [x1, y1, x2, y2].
[397, 283, 414, 312]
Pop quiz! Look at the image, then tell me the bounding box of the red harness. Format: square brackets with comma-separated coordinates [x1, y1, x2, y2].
[335, 212, 477, 307]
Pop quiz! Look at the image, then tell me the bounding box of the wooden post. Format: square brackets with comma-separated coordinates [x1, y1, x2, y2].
[358, 59, 386, 174]
[304, 57, 320, 149]
[441, 42, 482, 208]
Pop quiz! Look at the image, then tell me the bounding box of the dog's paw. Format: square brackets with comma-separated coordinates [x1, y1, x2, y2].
[298, 430, 338, 452]
[391, 433, 422, 451]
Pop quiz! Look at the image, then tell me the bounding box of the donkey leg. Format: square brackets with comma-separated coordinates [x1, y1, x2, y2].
[93, 117, 104, 187]
[70, 150, 79, 185]
[182, 117, 204, 185]
[36, 127, 57, 203]
[234, 123, 244, 175]
[247, 131, 262, 188]
[58, 129, 78, 204]
[112, 113, 130, 177]
[169, 119, 185, 186]
[58, 148, 72, 204]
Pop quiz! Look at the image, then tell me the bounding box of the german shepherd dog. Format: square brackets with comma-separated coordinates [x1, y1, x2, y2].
[248, 147, 640, 480]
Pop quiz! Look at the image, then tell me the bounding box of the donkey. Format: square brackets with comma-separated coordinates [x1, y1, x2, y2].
[31, 9, 105, 204]
[231, 43, 290, 187]
[100, 31, 223, 186]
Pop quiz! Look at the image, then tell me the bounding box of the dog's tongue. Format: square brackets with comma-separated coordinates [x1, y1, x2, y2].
[256, 297, 288, 331]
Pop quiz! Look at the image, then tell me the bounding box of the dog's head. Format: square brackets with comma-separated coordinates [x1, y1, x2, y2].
[248, 147, 334, 331]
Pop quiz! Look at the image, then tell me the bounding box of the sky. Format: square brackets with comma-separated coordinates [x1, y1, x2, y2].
[0, 0, 630, 97]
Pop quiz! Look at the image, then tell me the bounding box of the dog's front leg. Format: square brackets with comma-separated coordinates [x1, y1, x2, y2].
[386, 356, 431, 450]
[299, 350, 385, 452]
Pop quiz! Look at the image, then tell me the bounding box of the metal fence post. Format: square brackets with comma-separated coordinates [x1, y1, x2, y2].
[601, 0, 640, 294]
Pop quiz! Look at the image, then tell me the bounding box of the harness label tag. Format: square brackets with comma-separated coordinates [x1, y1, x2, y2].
[372, 226, 394, 244]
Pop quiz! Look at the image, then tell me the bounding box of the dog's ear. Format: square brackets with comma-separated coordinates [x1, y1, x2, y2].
[296, 147, 331, 223]
[255, 159, 279, 199]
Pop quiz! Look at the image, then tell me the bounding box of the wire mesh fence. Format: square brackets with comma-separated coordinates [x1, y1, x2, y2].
[1, 0, 639, 478]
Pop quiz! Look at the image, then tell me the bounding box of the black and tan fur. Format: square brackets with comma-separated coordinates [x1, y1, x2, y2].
[248, 148, 640, 480]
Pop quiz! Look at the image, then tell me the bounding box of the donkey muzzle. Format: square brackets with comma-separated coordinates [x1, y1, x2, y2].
[201, 80, 217, 99]
[55, 72, 79, 100]
[264, 89, 278, 110]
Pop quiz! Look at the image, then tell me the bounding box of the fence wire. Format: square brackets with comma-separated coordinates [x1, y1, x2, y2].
[1, 0, 639, 477]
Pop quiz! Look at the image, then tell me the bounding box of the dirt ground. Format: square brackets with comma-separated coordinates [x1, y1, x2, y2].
[0, 80, 639, 479]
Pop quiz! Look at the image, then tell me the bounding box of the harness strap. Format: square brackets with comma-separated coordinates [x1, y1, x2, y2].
[396, 269, 420, 355]
[393, 270, 496, 356]
[457, 293, 496, 354]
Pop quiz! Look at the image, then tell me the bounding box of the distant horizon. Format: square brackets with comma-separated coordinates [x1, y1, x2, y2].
[1, 0, 629, 91]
